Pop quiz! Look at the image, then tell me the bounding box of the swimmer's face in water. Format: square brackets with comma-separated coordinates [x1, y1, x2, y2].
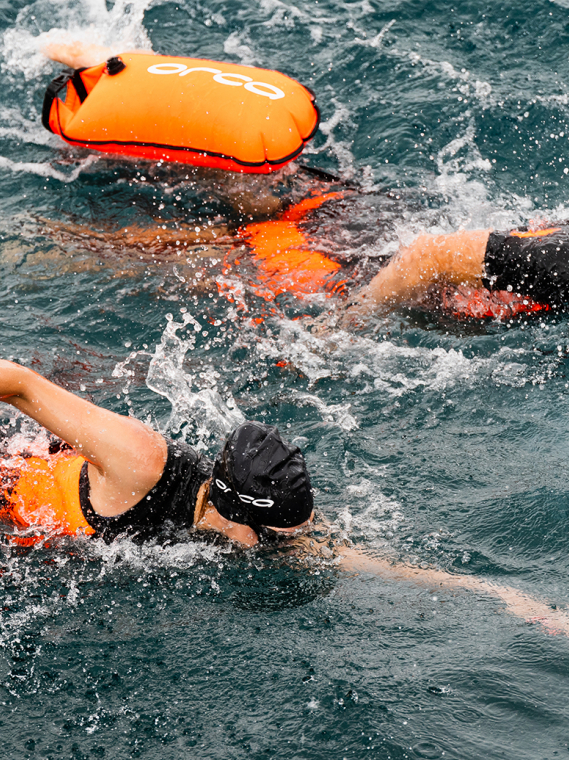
[257, 511, 315, 543]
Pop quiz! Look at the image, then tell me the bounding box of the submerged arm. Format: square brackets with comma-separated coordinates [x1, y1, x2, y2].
[338, 546, 569, 636]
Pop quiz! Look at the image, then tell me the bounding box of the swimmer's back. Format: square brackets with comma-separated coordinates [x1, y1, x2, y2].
[484, 224, 569, 307]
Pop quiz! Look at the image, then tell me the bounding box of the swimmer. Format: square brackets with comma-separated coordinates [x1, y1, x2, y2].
[38, 191, 566, 321]
[0, 359, 314, 548]
[2, 359, 569, 637]
[341, 225, 569, 325]
[41, 43, 569, 321]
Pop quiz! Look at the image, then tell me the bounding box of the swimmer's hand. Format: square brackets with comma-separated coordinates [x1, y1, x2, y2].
[43, 41, 154, 69]
[334, 286, 388, 331]
[305, 310, 339, 337]
[44, 41, 114, 68]
[306, 295, 378, 337]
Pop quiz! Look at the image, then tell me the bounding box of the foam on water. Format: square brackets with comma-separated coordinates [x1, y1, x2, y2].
[0, 153, 100, 183]
[256, 317, 556, 398]
[1, 0, 154, 80]
[276, 390, 358, 431]
[352, 19, 396, 50]
[223, 31, 260, 66]
[0, 108, 58, 148]
[144, 312, 244, 447]
[341, 479, 405, 548]
[306, 98, 356, 178]
[406, 50, 494, 109]
[259, 0, 306, 30]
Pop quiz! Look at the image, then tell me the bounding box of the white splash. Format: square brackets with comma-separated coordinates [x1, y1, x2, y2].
[340, 478, 405, 545]
[1, 0, 154, 80]
[0, 153, 99, 182]
[90, 532, 230, 576]
[258, 318, 551, 395]
[145, 312, 244, 448]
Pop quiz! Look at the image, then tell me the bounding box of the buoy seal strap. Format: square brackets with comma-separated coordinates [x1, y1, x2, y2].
[43, 53, 320, 174]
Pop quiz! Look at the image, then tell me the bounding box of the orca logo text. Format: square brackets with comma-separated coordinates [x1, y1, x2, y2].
[214, 478, 274, 508]
[147, 63, 285, 100]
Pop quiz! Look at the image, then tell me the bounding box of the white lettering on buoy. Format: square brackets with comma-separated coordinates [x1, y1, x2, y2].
[147, 63, 286, 100]
[147, 63, 188, 75]
[244, 82, 285, 100]
[179, 66, 222, 77]
[213, 73, 252, 86]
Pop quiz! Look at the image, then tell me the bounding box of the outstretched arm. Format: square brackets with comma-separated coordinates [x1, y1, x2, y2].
[0, 360, 166, 516]
[44, 41, 153, 69]
[338, 546, 569, 636]
[342, 229, 491, 322]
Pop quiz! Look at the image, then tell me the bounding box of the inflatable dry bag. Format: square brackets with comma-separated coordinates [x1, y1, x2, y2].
[42, 53, 320, 173]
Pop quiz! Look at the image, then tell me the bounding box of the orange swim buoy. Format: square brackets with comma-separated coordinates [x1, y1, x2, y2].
[43, 53, 320, 174]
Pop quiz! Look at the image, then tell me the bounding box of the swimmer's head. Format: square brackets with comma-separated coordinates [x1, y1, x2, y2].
[209, 421, 313, 533]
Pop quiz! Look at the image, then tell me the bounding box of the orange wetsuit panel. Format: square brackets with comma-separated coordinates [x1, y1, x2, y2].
[1, 455, 94, 540]
[233, 192, 347, 299]
[509, 227, 562, 238]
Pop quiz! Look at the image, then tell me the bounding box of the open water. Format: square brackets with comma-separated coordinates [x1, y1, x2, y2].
[1, 0, 569, 758]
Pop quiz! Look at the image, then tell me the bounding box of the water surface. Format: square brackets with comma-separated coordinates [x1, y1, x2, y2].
[1, 0, 569, 758]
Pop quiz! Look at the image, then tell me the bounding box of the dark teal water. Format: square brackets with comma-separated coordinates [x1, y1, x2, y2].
[1, 0, 569, 758]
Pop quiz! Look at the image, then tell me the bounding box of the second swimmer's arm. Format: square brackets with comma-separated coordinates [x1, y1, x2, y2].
[343, 229, 491, 319]
[338, 546, 569, 636]
[44, 41, 153, 69]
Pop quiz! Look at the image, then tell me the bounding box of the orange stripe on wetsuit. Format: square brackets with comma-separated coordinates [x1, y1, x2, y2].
[509, 227, 562, 238]
[230, 192, 348, 300]
[0, 454, 94, 545]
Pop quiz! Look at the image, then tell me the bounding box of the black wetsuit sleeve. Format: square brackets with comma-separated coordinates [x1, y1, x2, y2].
[79, 439, 212, 542]
[482, 227, 569, 308]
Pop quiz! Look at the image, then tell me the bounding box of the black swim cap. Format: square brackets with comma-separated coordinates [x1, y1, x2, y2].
[209, 422, 313, 531]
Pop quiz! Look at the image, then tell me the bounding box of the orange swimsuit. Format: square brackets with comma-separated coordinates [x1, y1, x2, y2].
[0, 438, 209, 545]
[219, 192, 349, 305]
[0, 453, 94, 545]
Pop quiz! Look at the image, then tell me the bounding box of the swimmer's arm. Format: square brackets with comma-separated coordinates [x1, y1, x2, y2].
[338, 546, 569, 636]
[44, 41, 154, 69]
[342, 229, 491, 320]
[0, 360, 166, 514]
[42, 219, 231, 252]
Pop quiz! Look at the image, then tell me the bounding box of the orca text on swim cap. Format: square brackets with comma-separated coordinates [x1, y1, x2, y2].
[147, 63, 285, 100]
[214, 478, 275, 508]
